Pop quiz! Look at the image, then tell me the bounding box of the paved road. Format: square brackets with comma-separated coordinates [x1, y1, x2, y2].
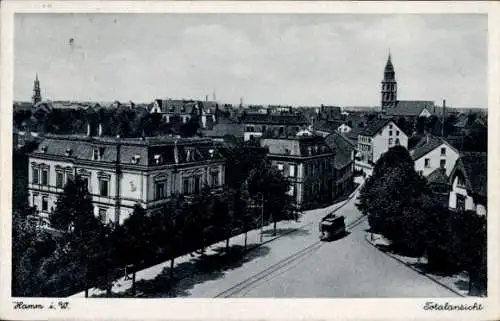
[184, 187, 458, 298]
[223, 196, 458, 298]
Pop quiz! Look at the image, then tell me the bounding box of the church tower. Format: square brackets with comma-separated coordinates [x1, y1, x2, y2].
[32, 73, 42, 105]
[381, 53, 397, 110]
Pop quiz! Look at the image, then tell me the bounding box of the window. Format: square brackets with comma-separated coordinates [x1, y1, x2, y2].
[457, 174, 466, 187]
[155, 181, 167, 200]
[396, 130, 400, 136]
[289, 164, 296, 177]
[194, 176, 201, 193]
[98, 208, 107, 224]
[82, 177, 90, 192]
[441, 147, 446, 156]
[388, 138, 393, 145]
[440, 159, 446, 168]
[183, 178, 190, 194]
[99, 179, 109, 197]
[424, 158, 430, 168]
[277, 163, 284, 171]
[389, 130, 393, 136]
[456, 194, 466, 212]
[389, 124, 393, 129]
[32, 168, 39, 184]
[395, 138, 400, 145]
[288, 185, 295, 196]
[56, 172, 64, 188]
[42, 196, 48, 212]
[93, 148, 99, 160]
[211, 172, 219, 186]
[41, 169, 49, 186]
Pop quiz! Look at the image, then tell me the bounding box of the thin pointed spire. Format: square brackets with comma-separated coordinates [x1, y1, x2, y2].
[35, 73, 39, 82]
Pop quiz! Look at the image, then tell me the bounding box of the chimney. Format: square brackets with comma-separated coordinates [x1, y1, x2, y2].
[441, 99, 446, 137]
[87, 123, 91, 136]
[98, 123, 103, 137]
[205, 95, 208, 102]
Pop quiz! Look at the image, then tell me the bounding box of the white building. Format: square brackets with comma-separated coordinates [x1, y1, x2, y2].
[356, 119, 408, 167]
[448, 152, 487, 216]
[410, 134, 460, 177]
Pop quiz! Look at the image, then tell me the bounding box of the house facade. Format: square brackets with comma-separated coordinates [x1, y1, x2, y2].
[260, 135, 335, 210]
[448, 153, 487, 216]
[28, 134, 225, 227]
[325, 132, 355, 198]
[357, 119, 408, 167]
[410, 135, 460, 177]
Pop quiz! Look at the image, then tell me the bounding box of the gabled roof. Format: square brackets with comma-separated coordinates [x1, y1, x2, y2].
[313, 120, 345, 133]
[427, 167, 449, 185]
[386, 100, 435, 117]
[202, 122, 244, 138]
[409, 135, 457, 161]
[324, 132, 354, 169]
[450, 152, 487, 198]
[359, 118, 392, 137]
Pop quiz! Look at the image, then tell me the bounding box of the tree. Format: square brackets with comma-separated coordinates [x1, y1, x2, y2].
[356, 146, 431, 252]
[50, 176, 96, 232]
[247, 165, 292, 236]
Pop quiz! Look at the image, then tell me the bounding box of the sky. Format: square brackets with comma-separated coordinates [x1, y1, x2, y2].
[14, 13, 487, 108]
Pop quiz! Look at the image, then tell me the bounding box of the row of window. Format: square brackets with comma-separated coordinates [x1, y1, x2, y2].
[359, 136, 371, 143]
[388, 130, 400, 136]
[388, 138, 401, 146]
[424, 158, 446, 169]
[155, 172, 220, 200]
[304, 159, 332, 176]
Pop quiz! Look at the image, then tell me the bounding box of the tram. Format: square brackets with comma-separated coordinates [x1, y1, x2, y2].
[319, 213, 346, 241]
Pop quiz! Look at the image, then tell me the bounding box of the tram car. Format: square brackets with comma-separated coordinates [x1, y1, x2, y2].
[319, 213, 346, 241]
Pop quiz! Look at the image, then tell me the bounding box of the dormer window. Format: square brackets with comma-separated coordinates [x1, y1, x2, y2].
[65, 148, 72, 156]
[154, 154, 162, 165]
[308, 146, 312, 156]
[285, 148, 291, 155]
[41, 145, 47, 153]
[208, 149, 215, 158]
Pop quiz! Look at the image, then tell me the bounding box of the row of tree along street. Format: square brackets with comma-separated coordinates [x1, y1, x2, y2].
[12, 141, 298, 297]
[356, 146, 487, 295]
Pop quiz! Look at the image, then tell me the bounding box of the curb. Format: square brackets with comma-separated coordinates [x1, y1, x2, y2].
[364, 234, 466, 298]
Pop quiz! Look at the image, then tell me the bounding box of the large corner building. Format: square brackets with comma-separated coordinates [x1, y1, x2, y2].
[28, 133, 225, 227]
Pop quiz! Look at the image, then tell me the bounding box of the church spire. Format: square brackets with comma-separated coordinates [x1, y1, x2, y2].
[381, 53, 397, 111]
[32, 73, 42, 105]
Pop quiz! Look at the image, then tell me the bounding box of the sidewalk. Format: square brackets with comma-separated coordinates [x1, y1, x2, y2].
[365, 233, 469, 297]
[71, 177, 364, 298]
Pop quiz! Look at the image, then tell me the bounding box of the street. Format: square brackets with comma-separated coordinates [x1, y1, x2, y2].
[184, 187, 459, 298]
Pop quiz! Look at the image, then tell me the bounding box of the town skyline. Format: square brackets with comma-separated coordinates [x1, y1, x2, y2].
[15, 14, 487, 108]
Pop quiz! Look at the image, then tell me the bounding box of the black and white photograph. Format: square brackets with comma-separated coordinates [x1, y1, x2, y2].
[1, 1, 498, 320]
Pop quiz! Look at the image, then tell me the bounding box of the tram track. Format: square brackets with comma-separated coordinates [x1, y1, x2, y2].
[213, 213, 367, 298]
